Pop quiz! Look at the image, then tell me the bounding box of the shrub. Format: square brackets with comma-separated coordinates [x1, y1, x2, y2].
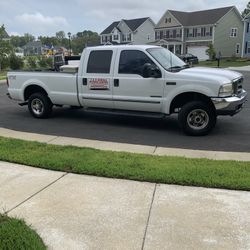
[9, 53, 24, 70]
[26, 56, 37, 69]
[38, 56, 53, 69]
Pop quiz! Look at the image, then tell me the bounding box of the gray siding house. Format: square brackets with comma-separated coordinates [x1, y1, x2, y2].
[242, 12, 250, 57]
[23, 41, 44, 56]
[154, 6, 243, 60]
[100, 17, 155, 45]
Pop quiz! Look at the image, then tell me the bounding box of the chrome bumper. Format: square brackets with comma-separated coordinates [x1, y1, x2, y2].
[211, 90, 247, 116]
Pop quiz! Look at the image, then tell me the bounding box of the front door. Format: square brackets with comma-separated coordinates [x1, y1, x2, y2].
[113, 49, 164, 113]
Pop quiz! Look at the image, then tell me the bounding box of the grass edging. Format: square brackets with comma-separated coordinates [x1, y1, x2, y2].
[0, 214, 46, 250]
[0, 136, 250, 191]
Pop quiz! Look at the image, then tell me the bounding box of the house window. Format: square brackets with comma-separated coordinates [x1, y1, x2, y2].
[247, 42, 250, 54]
[230, 28, 237, 37]
[210, 27, 213, 36]
[168, 18, 171, 23]
[113, 35, 119, 40]
[166, 30, 169, 38]
[247, 23, 250, 33]
[127, 33, 132, 41]
[193, 28, 197, 37]
[201, 27, 206, 37]
[147, 34, 150, 40]
[173, 29, 176, 38]
[160, 31, 163, 39]
[155, 31, 160, 40]
[122, 34, 126, 41]
[236, 43, 240, 54]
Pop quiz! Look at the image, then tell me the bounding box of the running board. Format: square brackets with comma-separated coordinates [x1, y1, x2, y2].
[85, 107, 165, 119]
[18, 102, 28, 106]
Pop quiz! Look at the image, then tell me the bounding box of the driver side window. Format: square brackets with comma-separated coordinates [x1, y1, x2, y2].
[119, 50, 155, 76]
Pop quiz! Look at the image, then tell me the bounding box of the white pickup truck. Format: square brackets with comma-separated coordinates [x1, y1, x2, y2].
[7, 45, 247, 135]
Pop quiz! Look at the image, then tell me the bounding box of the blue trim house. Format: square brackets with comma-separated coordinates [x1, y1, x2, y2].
[242, 12, 250, 57]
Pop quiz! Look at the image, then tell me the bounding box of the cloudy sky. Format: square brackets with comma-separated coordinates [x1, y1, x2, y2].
[0, 0, 248, 37]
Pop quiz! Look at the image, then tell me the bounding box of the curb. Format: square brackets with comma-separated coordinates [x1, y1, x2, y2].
[0, 127, 250, 161]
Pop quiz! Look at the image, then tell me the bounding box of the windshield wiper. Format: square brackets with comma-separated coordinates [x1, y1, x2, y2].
[168, 65, 189, 72]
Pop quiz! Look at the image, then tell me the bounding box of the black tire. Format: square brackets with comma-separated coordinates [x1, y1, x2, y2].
[28, 93, 53, 118]
[178, 101, 216, 136]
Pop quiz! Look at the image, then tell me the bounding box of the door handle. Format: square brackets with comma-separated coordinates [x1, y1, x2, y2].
[114, 79, 119, 87]
[82, 78, 87, 85]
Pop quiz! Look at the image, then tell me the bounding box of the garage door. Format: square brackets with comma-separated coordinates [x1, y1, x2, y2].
[187, 46, 209, 61]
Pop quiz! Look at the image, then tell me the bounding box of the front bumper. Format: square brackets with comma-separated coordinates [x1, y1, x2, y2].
[211, 90, 247, 116]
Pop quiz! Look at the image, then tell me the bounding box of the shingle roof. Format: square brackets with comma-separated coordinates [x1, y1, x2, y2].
[101, 17, 149, 35]
[169, 6, 234, 26]
[100, 21, 120, 35]
[123, 17, 148, 31]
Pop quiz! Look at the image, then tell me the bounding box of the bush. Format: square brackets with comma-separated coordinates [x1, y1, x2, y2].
[9, 53, 24, 70]
[38, 56, 53, 69]
[0, 55, 9, 71]
[206, 44, 216, 60]
[26, 56, 37, 69]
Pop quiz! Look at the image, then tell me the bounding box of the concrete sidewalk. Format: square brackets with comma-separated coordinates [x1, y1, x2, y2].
[1, 161, 250, 250]
[1, 127, 250, 161]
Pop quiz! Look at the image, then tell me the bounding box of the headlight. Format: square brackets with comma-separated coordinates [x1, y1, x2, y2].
[219, 83, 233, 97]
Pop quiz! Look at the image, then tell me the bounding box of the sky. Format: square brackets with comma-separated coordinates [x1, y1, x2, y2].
[0, 0, 248, 37]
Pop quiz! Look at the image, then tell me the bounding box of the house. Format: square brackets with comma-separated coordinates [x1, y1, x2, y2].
[154, 6, 243, 60]
[242, 12, 250, 57]
[23, 41, 44, 56]
[100, 17, 155, 45]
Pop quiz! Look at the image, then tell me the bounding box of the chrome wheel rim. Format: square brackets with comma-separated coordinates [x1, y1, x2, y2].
[31, 98, 44, 115]
[187, 109, 209, 130]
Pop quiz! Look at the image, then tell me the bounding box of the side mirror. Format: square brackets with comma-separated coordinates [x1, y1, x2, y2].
[142, 63, 162, 78]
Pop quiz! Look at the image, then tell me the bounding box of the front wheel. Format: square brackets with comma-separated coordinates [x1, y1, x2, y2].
[178, 101, 216, 136]
[28, 93, 53, 118]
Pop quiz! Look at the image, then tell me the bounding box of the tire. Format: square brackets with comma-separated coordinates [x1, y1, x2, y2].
[178, 101, 216, 136]
[28, 93, 53, 118]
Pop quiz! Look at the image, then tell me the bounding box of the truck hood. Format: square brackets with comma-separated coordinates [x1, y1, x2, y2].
[178, 67, 242, 84]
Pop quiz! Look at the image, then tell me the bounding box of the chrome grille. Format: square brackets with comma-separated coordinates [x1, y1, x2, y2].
[233, 77, 243, 95]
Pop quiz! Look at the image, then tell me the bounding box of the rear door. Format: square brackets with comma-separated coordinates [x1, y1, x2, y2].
[80, 49, 115, 109]
[113, 49, 164, 113]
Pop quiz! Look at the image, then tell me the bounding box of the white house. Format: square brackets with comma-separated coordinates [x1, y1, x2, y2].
[100, 17, 155, 45]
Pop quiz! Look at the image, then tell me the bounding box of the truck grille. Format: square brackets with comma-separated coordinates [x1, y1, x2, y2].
[233, 77, 243, 95]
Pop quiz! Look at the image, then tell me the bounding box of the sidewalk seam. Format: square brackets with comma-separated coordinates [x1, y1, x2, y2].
[46, 136, 60, 144]
[6, 172, 68, 214]
[141, 183, 157, 250]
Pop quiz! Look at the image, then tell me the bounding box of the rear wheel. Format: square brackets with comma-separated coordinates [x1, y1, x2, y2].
[28, 93, 53, 118]
[178, 101, 216, 136]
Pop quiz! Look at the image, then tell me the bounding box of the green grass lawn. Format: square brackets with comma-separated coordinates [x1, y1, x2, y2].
[0, 70, 7, 80]
[0, 214, 46, 250]
[197, 59, 250, 68]
[0, 137, 250, 191]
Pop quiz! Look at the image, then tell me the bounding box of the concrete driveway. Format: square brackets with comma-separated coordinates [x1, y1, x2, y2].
[1, 161, 250, 250]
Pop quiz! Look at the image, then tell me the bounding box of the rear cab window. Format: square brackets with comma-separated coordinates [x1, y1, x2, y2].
[87, 50, 113, 74]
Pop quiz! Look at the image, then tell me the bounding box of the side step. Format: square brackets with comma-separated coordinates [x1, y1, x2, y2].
[85, 107, 165, 119]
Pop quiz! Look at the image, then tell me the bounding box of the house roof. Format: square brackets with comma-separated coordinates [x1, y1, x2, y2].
[101, 17, 149, 34]
[23, 41, 43, 48]
[168, 6, 234, 26]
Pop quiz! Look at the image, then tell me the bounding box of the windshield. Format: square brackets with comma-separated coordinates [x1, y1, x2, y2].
[147, 47, 187, 72]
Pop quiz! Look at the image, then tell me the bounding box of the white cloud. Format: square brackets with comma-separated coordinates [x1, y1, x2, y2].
[15, 12, 69, 36]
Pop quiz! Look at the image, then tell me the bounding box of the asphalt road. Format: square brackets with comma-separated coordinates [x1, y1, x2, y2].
[1, 71, 250, 153]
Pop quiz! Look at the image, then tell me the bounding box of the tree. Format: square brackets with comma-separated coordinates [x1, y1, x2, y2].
[71, 30, 100, 54]
[0, 25, 13, 71]
[242, 1, 250, 17]
[56, 31, 65, 40]
[206, 43, 216, 60]
[9, 53, 24, 70]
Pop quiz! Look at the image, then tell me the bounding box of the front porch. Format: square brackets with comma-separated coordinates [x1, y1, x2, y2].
[148, 39, 183, 54]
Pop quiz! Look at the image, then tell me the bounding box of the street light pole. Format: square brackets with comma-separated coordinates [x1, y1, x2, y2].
[67, 32, 72, 56]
